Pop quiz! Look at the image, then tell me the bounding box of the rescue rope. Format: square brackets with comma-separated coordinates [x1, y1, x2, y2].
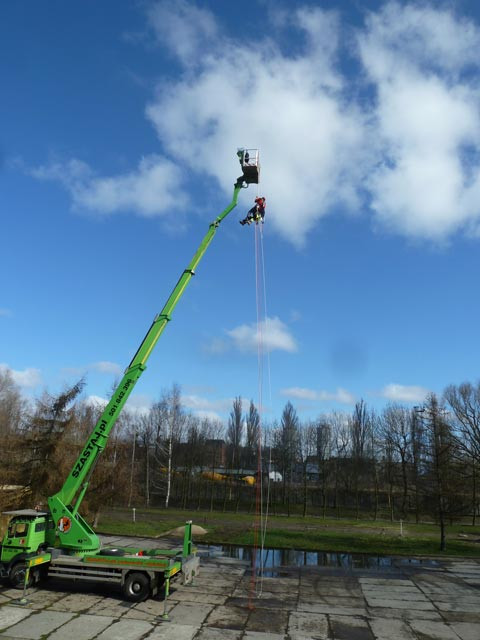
[249, 218, 272, 602]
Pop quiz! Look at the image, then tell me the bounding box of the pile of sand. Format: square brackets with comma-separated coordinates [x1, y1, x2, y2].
[161, 524, 208, 537]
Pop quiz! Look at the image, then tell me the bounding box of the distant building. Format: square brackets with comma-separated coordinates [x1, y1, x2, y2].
[205, 439, 226, 467]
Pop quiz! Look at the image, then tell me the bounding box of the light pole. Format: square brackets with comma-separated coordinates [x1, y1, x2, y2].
[128, 431, 137, 508]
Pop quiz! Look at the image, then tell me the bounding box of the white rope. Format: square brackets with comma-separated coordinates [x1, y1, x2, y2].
[255, 221, 273, 597]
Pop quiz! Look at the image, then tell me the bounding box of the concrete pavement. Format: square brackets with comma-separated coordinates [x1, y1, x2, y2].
[1, 536, 480, 639]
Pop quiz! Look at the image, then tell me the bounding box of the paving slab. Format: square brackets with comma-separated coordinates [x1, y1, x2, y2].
[122, 600, 175, 622]
[204, 604, 250, 630]
[365, 597, 435, 610]
[409, 619, 462, 639]
[359, 578, 414, 586]
[297, 602, 368, 617]
[287, 611, 329, 639]
[167, 602, 214, 626]
[246, 607, 288, 634]
[168, 590, 226, 605]
[195, 628, 242, 639]
[48, 614, 114, 640]
[368, 617, 416, 640]
[367, 607, 443, 622]
[229, 595, 297, 611]
[2, 611, 75, 638]
[18, 590, 68, 610]
[243, 633, 287, 640]
[329, 615, 374, 640]
[47, 593, 103, 612]
[0, 607, 33, 632]
[146, 623, 198, 640]
[448, 621, 480, 640]
[95, 618, 153, 640]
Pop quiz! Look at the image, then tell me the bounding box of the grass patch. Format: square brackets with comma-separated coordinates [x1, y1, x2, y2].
[96, 507, 480, 558]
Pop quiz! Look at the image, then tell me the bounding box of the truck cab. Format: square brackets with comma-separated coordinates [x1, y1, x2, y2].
[0, 509, 52, 568]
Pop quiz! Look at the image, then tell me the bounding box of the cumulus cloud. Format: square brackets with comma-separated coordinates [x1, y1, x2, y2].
[63, 361, 123, 377]
[30, 155, 186, 217]
[378, 383, 429, 403]
[90, 361, 123, 375]
[281, 386, 356, 405]
[226, 316, 297, 354]
[146, 0, 218, 65]
[86, 393, 151, 416]
[181, 393, 233, 420]
[0, 364, 42, 389]
[358, 2, 480, 240]
[145, 3, 365, 246]
[85, 394, 108, 408]
[25, 1, 480, 245]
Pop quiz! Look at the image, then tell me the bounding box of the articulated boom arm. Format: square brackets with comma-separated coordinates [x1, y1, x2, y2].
[48, 178, 244, 552]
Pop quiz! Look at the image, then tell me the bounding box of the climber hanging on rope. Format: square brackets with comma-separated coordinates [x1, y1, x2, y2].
[240, 196, 266, 226]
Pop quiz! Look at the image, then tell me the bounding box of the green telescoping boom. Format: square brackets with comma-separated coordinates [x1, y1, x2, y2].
[48, 154, 258, 555]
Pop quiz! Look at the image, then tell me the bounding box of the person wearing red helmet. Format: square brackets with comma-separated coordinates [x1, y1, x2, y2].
[240, 196, 266, 225]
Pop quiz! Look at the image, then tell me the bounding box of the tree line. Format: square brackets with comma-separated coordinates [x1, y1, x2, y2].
[2, 369, 480, 548]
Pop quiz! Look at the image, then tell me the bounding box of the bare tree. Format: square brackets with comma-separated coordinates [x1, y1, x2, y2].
[145, 384, 186, 508]
[227, 396, 244, 468]
[245, 400, 260, 468]
[275, 402, 300, 516]
[380, 404, 412, 518]
[330, 412, 350, 518]
[316, 417, 332, 518]
[444, 382, 480, 523]
[0, 368, 26, 436]
[0, 369, 28, 509]
[410, 407, 425, 523]
[419, 394, 457, 551]
[298, 421, 316, 517]
[349, 400, 372, 518]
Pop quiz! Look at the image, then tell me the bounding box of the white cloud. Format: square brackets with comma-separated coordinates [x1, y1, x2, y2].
[226, 317, 297, 354]
[379, 383, 429, 403]
[0, 308, 12, 317]
[358, 2, 480, 241]
[193, 409, 223, 421]
[0, 364, 42, 389]
[62, 361, 123, 377]
[86, 393, 151, 416]
[202, 337, 229, 355]
[282, 387, 318, 401]
[90, 361, 123, 375]
[125, 394, 152, 416]
[281, 386, 356, 405]
[31, 155, 187, 217]
[145, 3, 365, 247]
[86, 394, 108, 408]
[181, 393, 238, 421]
[25, 2, 480, 245]
[182, 394, 232, 413]
[146, 0, 218, 65]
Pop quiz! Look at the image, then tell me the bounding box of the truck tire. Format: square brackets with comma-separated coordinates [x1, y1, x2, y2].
[9, 562, 33, 589]
[123, 572, 150, 602]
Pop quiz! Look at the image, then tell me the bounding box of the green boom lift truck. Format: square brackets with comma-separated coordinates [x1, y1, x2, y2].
[0, 150, 260, 602]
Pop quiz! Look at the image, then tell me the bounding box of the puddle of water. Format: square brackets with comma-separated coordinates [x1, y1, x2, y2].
[201, 544, 438, 575]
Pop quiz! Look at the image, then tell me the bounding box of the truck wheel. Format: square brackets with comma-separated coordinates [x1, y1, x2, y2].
[9, 563, 33, 589]
[123, 572, 150, 602]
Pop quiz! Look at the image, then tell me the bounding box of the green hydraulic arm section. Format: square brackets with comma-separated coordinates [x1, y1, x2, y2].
[48, 170, 248, 554]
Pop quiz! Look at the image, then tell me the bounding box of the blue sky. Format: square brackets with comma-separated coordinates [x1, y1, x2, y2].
[2, 0, 480, 423]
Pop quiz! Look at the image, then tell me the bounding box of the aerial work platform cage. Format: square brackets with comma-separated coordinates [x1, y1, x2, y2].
[238, 148, 260, 184]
